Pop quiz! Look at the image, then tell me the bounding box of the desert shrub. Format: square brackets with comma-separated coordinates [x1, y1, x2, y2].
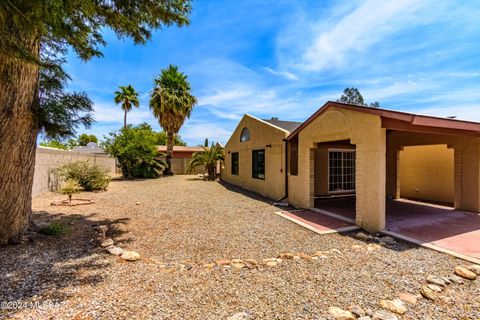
[39, 222, 71, 236]
[60, 179, 82, 203]
[57, 160, 111, 191]
[103, 123, 167, 178]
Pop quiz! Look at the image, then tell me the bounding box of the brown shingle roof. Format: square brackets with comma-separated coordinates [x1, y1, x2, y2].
[262, 119, 302, 132]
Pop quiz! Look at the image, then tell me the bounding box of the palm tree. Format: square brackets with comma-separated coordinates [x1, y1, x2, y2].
[150, 65, 197, 175]
[114, 85, 140, 130]
[187, 143, 224, 180]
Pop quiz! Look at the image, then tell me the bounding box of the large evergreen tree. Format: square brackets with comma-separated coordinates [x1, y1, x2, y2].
[338, 87, 366, 106]
[0, 1, 192, 244]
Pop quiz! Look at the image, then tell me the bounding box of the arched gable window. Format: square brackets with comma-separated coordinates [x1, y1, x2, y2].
[240, 127, 250, 142]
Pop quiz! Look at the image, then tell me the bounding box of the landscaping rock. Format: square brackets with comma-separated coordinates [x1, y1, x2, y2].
[121, 251, 140, 261]
[265, 261, 277, 267]
[243, 259, 258, 268]
[328, 307, 355, 319]
[398, 292, 417, 305]
[420, 285, 437, 300]
[448, 274, 464, 284]
[367, 244, 381, 252]
[215, 259, 231, 266]
[278, 252, 294, 259]
[372, 309, 398, 320]
[427, 284, 443, 292]
[355, 231, 371, 241]
[454, 266, 477, 280]
[100, 238, 114, 247]
[358, 317, 372, 320]
[298, 252, 312, 260]
[106, 246, 123, 255]
[351, 244, 363, 250]
[427, 275, 447, 287]
[379, 299, 407, 315]
[441, 276, 452, 285]
[467, 264, 480, 276]
[232, 262, 246, 269]
[227, 312, 251, 320]
[351, 305, 365, 317]
[378, 236, 397, 245]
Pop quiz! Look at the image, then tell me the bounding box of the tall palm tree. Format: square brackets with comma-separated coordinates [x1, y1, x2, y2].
[150, 65, 197, 175]
[114, 85, 140, 130]
[187, 143, 224, 180]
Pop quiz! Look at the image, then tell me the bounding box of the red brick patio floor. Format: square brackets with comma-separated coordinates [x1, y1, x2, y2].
[314, 197, 480, 261]
[276, 209, 358, 235]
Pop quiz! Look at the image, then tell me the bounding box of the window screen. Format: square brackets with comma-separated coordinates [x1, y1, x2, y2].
[252, 149, 265, 179]
[328, 150, 355, 192]
[231, 152, 239, 175]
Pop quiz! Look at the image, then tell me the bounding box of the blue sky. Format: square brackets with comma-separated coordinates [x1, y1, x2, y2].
[64, 0, 480, 146]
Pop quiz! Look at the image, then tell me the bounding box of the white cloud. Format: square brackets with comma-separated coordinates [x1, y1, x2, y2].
[92, 101, 153, 124]
[264, 67, 299, 80]
[280, 0, 428, 72]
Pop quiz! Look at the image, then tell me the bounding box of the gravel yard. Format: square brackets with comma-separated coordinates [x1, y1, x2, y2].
[1, 175, 479, 319]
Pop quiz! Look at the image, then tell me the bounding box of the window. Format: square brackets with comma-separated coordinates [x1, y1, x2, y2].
[231, 152, 239, 175]
[252, 149, 265, 179]
[240, 127, 250, 142]
[328, 150, 355, 192]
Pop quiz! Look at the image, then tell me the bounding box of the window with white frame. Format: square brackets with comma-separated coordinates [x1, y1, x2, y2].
[328, 150, 355, 193]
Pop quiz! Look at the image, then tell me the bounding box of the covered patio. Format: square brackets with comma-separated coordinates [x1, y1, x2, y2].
[313, 196, 480, 261]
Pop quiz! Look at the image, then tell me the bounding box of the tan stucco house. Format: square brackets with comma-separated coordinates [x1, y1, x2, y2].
[221, 114, 301, 200]
[223, 101, 480, 232]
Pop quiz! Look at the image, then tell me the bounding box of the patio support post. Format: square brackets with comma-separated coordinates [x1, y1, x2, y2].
[355, 129, 387, 232]
[454, 140, 480, 212]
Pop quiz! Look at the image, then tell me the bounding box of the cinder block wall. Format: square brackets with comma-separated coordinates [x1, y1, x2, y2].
[33, 147, 116, 197]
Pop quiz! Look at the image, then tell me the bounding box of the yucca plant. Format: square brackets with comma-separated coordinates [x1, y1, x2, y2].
[187, 143, 224, 180]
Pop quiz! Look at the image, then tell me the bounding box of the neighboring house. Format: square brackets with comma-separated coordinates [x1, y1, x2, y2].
[222, 101, 480, 232]
[72, 142, 107, 155]
[221, 115, 301, 200]
[157, 145, 204, 175]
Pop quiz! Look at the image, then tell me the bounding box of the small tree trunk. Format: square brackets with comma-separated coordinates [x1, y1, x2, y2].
[164, 132, 174, 175]
[0, 36, 40, 244]
[207, 165, 216, 180]
[68, 194, 72, 204]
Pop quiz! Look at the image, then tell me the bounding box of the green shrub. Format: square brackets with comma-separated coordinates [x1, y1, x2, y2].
[60, 179, 82, 203]
[39, 222, 71, 236]
[57, 160, 111, 191]
[102, 123, 167, 178]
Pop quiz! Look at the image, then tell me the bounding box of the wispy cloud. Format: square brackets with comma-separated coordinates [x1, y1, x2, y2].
[264, 67, 298, 80]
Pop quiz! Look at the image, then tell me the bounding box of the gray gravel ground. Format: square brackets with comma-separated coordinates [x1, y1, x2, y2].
[0, 175, 479, 319]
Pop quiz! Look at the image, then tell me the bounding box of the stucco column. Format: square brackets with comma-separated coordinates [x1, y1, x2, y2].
[454, 140, 480, 212]
[355, 129, 387, 232]
[385, 148, 400, 199]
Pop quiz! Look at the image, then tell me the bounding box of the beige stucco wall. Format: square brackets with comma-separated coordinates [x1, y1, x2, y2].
[399, 145, 454, 204]
[221, 114, 288, 200]
[33, 146, 116, 197]
[386, 131, 480, 212]
[288, 107, 386, 232]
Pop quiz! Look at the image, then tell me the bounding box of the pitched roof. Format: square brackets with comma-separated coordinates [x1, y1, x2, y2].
[156, 146, 204, 152]
[262, 118, 302, 133]
[288, 101, 480, 140]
